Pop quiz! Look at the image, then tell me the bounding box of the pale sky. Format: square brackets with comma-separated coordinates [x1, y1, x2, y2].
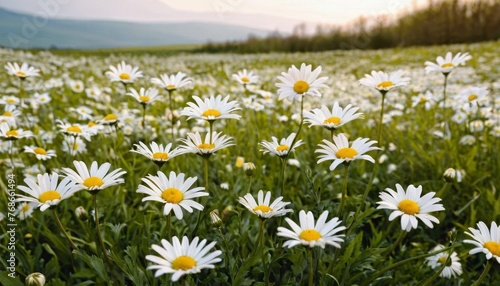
[0, 0, 428, 32]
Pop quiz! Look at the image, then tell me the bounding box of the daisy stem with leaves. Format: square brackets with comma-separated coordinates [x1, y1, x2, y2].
[168, 90, 175, 139]
[52, 208, 78, 250]
[337, 164, 349, 218]
[442, 73, 449, 125]
[472, 261, 492, 286]
[279, 158, 286, 196]
[383, 230, 406, 256]
[92, 194, 112, 268]
[307, 248, 314, 286]
[166, 213, 172, 240]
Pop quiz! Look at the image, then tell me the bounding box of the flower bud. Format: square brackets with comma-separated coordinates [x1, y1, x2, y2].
[222, 205, 233, 220]
[25, 272, 46, 286]
[210, 210, 222, 228]
[443, 168, 465, 183]
[75, 206, 88, 221]
[243, 162, 256, 176]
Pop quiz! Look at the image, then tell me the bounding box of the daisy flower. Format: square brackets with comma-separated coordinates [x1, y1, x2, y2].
[23, 145, 57, 161]
[276, 63, 328, 101]
[137, 171, 208, 220]
[426, 244, 462, 278]
[105, 61, 143, 84]
[69, 79, 84, 93]
[359, 70, 410, 93]
[16, 173, 80, 211]
[0, 95, 21, 106]
[238, 190, 293, 219]
[32, 92, 52, 105]
[464, 221, 500, 263]
[232, 69, 259, 85]
[0, 122, 33, 140]
[315, 133, 379, 171]
[98, 113, 119, 126]
[146, 236, 222, 281]
[304, 102, 364, 130]
[411, 90, 437, 110]
[127, 87, 161, 106]
[425, 52, 472, 74]
[15, 202, 37, 220]
[56, 120, 92, 140]
[376, 184, 445, 232]
[277, 210, 346, 249]
[178, 132, 234, 157]
[4, 62, 40, 78]
[131, 141, 181, 165]
[457, 86, 488, 105]
[61, 136, 87, 156]
[180, 95, 241, 122]
[151, 72, 192, 92]
[68, 106, 94, 121]
[0, 106, 22, 126]
[62, 161, 126, 194]
[259, 133, 304, 158]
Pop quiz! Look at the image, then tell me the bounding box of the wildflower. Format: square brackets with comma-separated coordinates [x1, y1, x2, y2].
[0, 106, 21, 126]
[464, 221, 500, 263]
[457, 86, 488, 105]
[15, 202, 37, 220]
[232, 69, 259, 85]
[276, 63, 328, 101]
[243, 162, 256, 176]
[443, 168, 465, 183]
[287, 159, 300, 168]
[32, 92, 52, 105]
[376, 184, 445, 232]
[146, 236, 222, 281]
[359, 70, 410, 93]
[25, 272, 46, 286]
[105, 61, 143, 84]
[62, 161, 126, 194]
[259, 133, 304, 158]
[98, 113, 120, 126]
[75, 206, 88, 221]
[411, 90, 437, 110]
[16, 173, 80, 211]
[4, 62, 40, 78]
[127, 87, 162, 106]
[459, 135, 476, 145]
[0, 122, 33, 140]
[178, 131, 234, 157]
[69, 79, 84, 93]
[426, 244, 462, 278]
[181, 95, 241, 122]
[304, 102, 364, 130]
[62, 136, 87, 156]
[131, 141, 181, 166]
[277, 210, 346, 249]
[24, 146, 57, 161]
[151, 72, 192, 92]
[210, 210, 222, 227]
[56, 120, 92, 140]
[316, 133, 379, 171]
[425, 52, 472, 74]
[235, 156, 245, 168]
[238, 190, 292, 219]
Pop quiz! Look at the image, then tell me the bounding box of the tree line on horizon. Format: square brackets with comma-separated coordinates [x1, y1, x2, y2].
[197, 0, 500, 53]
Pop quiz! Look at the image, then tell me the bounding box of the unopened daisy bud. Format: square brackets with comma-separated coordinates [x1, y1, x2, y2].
[24, 233, 33, 239]
[235, 156, 245, 168]
[25, 272, 46, 286]
[222, 205, 233, 219]
[443, 168, 465, 183]
[243, 162, 256, 176]
[210, 210, 222, 227]
[75, 206, 88, 221]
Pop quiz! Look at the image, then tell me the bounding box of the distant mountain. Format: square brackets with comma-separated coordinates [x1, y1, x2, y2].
[0, 8, 271, 50]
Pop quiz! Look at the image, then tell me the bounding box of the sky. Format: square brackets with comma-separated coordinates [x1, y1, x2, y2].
[0, 0, 428, 32]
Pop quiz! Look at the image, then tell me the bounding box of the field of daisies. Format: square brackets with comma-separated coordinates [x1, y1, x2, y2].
[0, 40, 499, 286]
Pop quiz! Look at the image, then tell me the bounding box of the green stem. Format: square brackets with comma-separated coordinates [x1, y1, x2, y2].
[383, 230, 406, 256]
[418, 255, 448, 286]
[142, 104, 147, 141]
[377, 91, 386, 145]
[209, 121, 214, 144]
[337, 164, 349, 218]
[168, 90, 175, 140]
[9, 141, 15, 170]
[166, 213, 171, 240]
[52, 209, 78, 250]
[360, 244, 457, 286]
[308, 248, 314, 286]
[93, 194, 112, 268]
[330, 129, 335, 141]
[279, 158, 286, 197]
[442, 73, 449, 125]
[203, 157, 209, 195]
[472, 260, 492, 286]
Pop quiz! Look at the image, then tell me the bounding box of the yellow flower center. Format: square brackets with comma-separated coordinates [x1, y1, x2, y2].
[198, 143, 215, 150]
[152, 152, 169, 160]
[22, 204, 31, 212]
[166, 84, 176, 90]
[74, 84, 81, 90]
[6, 130, 18, 137]
[468, 94, 478, 102]
[161, 187, 183, 204]
[119, 73, 130, 80]
[299, 229, 322, 242]
[3, 111, 12, 116]
[484, 241, 500, 257]
[139, 96, 150, 102]
[39, 190, 61, 203]
[441, 63, 454, 69]
[293, 80, 310, 94]
[323, 116, 341, 125]
[276, 145, 289, 152]
[104, 114, 118, 121]
[83, 177, 104, 189]
[419, 97, 427, 103]
[88, 121, 96, 127]
[398, 199, 420, 215]
[67, 126, 82, 133]
[336, 147, 358, 159]
[73, 143, 79, 151]
[377, 81, 394, 89]
[16, 71, 26, 77]
[241, 77, 250, 83]
[254, 205, 273, 213]
[202, 109, 221, 118]
[34, 147, 47, 155]
[6, 99, 16, 104]
[171, 255, 196, 270]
